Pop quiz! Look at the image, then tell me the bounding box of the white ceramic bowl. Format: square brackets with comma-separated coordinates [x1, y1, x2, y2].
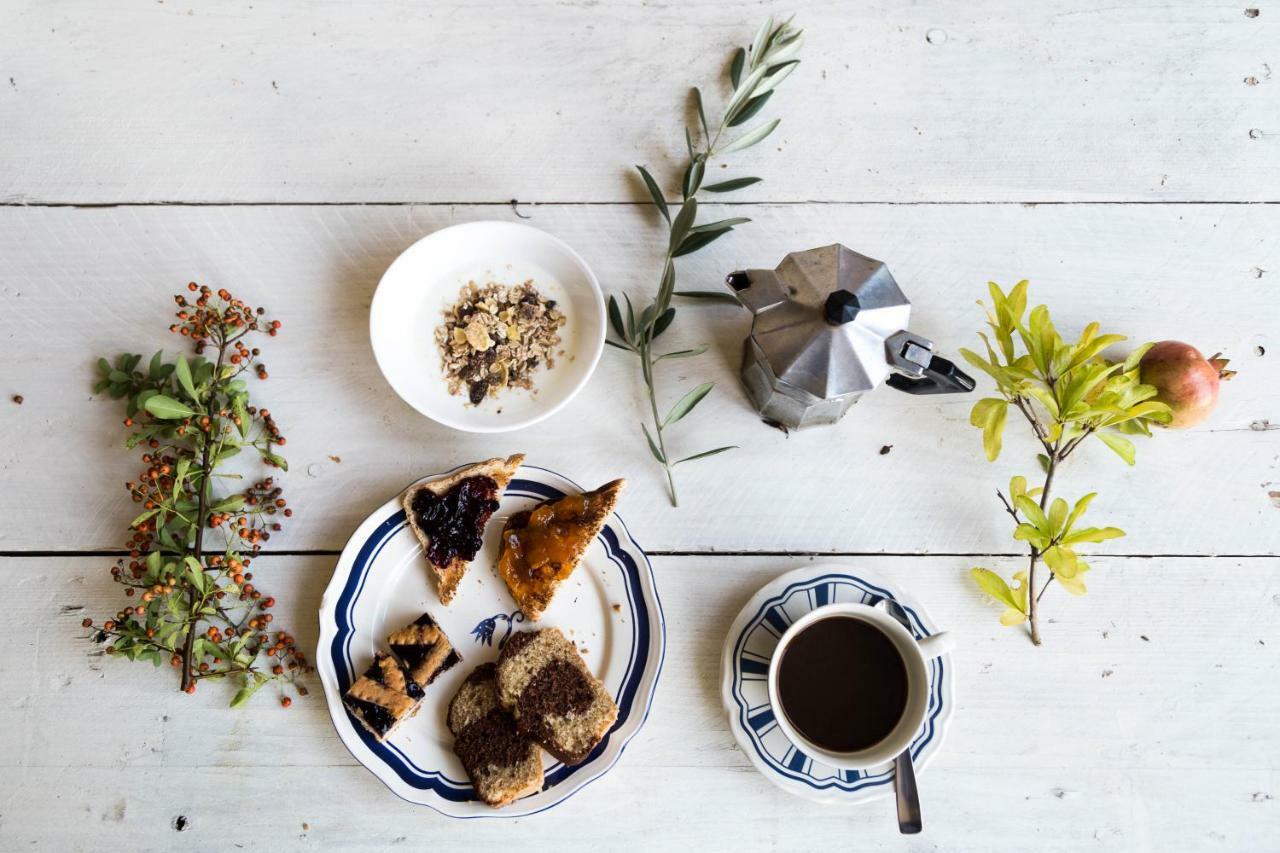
[369, 221, 605, 433]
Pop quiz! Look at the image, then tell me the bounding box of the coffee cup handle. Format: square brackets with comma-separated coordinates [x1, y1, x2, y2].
[917, 631, 954, 660]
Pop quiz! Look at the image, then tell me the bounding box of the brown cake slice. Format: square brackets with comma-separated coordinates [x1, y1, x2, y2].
[402, 454, 524, 605]
[387, 611, 461, 687]
[342, 653, 426, 742]
[447, 663, 543, 808]
[496, 478, 624, 621]
[495, 628, 619, 765]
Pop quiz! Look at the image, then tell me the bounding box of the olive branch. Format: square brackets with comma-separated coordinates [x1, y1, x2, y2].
[609, 15, 803, 507]
[963, 281, 1172, 645]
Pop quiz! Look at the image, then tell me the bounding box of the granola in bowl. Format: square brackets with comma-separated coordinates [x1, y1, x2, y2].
[435, 281, 566, 405]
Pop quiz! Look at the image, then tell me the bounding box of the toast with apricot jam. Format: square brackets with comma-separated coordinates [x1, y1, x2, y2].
[496, 479, 624, 621]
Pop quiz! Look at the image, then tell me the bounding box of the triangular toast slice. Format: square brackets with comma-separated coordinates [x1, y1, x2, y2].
[402, 454, 524, 605]
[497, 478, 624, 621]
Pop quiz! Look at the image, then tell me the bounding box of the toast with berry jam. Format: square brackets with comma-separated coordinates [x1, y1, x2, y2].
[496, 479, 623, 621]
[402, 454, 524, 605]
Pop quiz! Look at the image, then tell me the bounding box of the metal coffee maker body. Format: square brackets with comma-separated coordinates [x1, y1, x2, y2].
[729, 244, 975, 430]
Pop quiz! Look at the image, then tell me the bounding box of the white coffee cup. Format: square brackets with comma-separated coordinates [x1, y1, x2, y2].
[766, 602, 954, 770]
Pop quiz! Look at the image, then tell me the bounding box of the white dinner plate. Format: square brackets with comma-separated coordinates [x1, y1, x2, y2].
[720, 564, 955, 805]
[317, 462, 664, 818]
[369, 221, 606, 433]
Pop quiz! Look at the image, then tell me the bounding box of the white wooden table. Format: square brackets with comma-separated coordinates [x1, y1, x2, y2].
[2, 2, 1278, 850]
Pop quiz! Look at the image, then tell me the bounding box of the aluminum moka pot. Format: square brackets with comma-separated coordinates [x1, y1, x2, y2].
[729, 244, 975, 429]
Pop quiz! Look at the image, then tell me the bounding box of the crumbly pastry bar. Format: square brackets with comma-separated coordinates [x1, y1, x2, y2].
[387, 611, 461, 687]
[342, 653, 426, 741]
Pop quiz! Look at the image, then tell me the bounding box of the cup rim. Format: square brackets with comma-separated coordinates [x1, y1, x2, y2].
[766, 602, 930, 770]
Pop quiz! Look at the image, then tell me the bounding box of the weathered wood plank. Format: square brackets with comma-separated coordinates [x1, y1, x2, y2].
[1, 0, 1276, 204]
[2, 554, 1276, 851]
[1, 203, 1276, 555]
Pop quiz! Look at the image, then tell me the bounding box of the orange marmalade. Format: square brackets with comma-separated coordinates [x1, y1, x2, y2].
[498, 494, 594, 605]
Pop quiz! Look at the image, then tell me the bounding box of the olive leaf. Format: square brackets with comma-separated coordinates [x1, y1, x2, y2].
[664, 382, 714, 427]
[702, 176, 763, 193]
[674, 445, 737, 465]
[635, 165, 670, 223]
[611, 16, 802, 507]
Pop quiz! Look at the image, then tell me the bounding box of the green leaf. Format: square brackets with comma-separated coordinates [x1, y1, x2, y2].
[1097, 431, 1136, 466]
[749, 16, 774, 64]
[664, 381, 714, 427]
[1124, 342, 1154, 372]
[608, 295, 627, 342]
[640, 422, 665, 464]
[702, 176, 762, 193]
[729, 46, 746, 88]
[959, 348, 1014, 391]
[175, 354, 198, 402]
[130, 506, 160, 528]
[652, 308, 676, 339]
[232, 395, 250, 438]
[690, 217, 751, 234]
[675, 445, 737, 465]
[1063, 526, 1126, 545]
[668, 198, 698, 254]
[144, 394, 195, 420]
[682, 157, 705, 199]
[262, 450, 289, 472]
[211, 495, 244, 513]
[97, 357, 111, 376]
[674, 226, 734, 257]
[183, 556, 207, 595]
[715, 118, 780, 156]
[675, 290, 741, 305]
[148, 351, 164, 380]
[754, 60, 799, 95]
[657, 345, 709, 361]
[230, 672, 269, 709]
[635, 165, 670, 223]
[623, 293, 636, 341]
[692, 87, 709, 139]
[969, 397, 1006, 428]
[728, 90, 773, 127]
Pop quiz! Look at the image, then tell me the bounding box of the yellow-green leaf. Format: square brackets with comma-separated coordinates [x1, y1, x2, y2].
[1042, 544, 1079, 578]
[1063, 526, 1126, 545]
[1009, 476, 1027, 501]
[1000, 608, 1029, 626]
[1047, 498, 1068, 538]
[1097, 431, 1136, 466]
[1056, 571, 1088, 596]
[982, 400, 1008, 461]
[1015, 495, 1049, 532]
[1013, 523, 1048, 549]
[971, 568, 1022, 612]
[1065, 492, 1097, 534]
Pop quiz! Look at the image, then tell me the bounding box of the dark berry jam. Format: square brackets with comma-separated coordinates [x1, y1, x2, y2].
[410, 475, 500, 567]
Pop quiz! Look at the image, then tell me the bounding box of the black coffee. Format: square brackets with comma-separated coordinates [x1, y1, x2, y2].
[777, 616, 909, 753]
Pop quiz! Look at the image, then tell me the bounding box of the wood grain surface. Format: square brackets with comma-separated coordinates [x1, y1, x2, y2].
[1, 1, 1278, 850]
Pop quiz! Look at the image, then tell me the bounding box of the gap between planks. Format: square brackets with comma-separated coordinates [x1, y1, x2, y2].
[3, 200, 1280, 209]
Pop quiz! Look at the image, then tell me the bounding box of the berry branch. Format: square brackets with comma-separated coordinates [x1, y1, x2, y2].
[85, 283, 309, 707]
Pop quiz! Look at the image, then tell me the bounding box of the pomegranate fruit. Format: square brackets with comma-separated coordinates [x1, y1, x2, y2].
[1138, 341, 1234, 428]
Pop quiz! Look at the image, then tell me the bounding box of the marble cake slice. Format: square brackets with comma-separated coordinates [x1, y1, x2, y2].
[447, 663, 543, 808]
[387, 611, 461, 687]
[342, 653, 426, 742]
[495, 627, 618, 765]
